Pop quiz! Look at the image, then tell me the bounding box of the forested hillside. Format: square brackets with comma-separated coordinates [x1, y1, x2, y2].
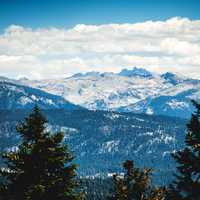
[0, 109, 186, 185]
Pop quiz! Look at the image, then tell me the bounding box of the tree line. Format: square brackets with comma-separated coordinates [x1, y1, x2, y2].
[0, 100, 200, 200]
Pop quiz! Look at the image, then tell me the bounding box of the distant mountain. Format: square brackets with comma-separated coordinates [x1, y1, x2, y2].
[161, 72, 185, 85]
[71, 71, 102, 78]
[118, 80, 200, 118]
[0, 76, 17, 84]
[0, 81, 83, 110]
[17, 68, 200, 118]
[19, 68, 165, 110]
[118, 67, 153, 77]
[0, 109, 186, 185]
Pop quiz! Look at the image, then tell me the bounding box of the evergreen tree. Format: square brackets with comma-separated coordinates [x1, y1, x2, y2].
[108, 160, 166, 200]
[167, 100, 200, 200]
[0, 106, 83, 200]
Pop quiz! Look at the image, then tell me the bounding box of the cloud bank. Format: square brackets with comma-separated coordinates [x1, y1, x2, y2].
[0, 17, 200, 79]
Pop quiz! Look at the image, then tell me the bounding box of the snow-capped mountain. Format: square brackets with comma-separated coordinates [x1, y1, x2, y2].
[19, 68, 168, 109]
[161, 72, 186, 85]
[0, 81, 83, 110]
[17, 67, 200, 118]
[118, 67, 153, 77]
[118, 79, 200, 118]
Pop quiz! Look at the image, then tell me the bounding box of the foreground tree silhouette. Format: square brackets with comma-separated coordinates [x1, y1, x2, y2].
[108, 160, 166, 200]
[0, 106, 82, 200]
[167, 100, 200, 200]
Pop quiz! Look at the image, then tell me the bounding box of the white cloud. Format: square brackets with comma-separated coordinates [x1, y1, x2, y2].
[0, 17, 200, 79]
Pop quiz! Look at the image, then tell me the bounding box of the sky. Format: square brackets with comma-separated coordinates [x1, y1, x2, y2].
[0, 0, 200, 79]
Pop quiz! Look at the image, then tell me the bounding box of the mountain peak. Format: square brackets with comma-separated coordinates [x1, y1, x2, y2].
[161, 72, 183, 85]
[118, 67, 152, 78]
[71, 71, 101, 78]
[18, 77, 29, 81]
[0, 76, 14, 82]
[161, 72, 176, 78]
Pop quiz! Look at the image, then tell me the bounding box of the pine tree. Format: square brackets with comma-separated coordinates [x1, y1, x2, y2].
[0, 106, 83, 200]
[167, 100, 200, 200]
[108, 160, 166, 200]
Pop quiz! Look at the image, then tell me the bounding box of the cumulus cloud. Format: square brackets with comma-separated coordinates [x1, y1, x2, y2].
[0, 17, 200, 79]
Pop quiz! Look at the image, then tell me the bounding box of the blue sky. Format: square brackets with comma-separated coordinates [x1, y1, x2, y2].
[0, 0, 200, 79]
[0, 0, 200, 31]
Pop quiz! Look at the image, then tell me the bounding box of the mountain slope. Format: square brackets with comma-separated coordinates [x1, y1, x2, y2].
[0, 109, 186, 185]
[0, 81, 83, 110]
[119, 80, 200, 118]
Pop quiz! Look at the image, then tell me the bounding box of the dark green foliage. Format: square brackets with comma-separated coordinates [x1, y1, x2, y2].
[108, 160, 166, 200]
[80, 177, 113, 200]
[167, 100, 200, 200]
[0, 106, 82, 200]
[0, 109, 186, 185]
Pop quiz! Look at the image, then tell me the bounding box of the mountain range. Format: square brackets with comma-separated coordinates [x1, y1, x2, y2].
[1, 67, 199, 118]
[0, 66, 197, 185]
